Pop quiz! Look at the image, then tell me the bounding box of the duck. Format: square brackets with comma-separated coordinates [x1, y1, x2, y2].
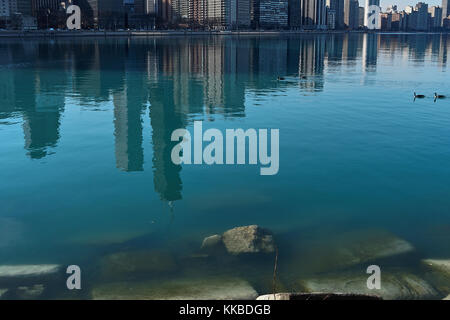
[277, 76, 285, 81]
[414, 92, 425, 99]
[434, 92, 446, 100]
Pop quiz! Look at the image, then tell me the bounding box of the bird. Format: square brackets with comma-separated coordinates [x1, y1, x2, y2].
[277, 76, 285, 81]
[414, 92, 425, 100]
[434, 92, 446, 100]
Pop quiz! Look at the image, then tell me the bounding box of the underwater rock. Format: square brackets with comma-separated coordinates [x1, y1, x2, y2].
[422, 259, 450, 293]
[423, 259, 450, 275]
[91, 277, 258, 300]
[222, 225, 275, 255]
[256, 292, 382, 300]
[201, 235, 223, 250]
[0, 264, 60, 279]
[285, 229, 414, 274]
[298, 271, 437, 300]
[99, 250, 176, 279]
[15, 284, 45, 299]
[0, 289, 8, 299]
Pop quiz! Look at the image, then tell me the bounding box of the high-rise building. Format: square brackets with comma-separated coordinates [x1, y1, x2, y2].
[231, 0, 251, 27]
[442, 0, 449, 26]
[189, 0, 207, 25]
[327, 7, 336, 29]
[289, 0, 301, 28]
[364, 0, 380, 28]
[327, 0, 344, 28]
[344, 0, 359, 29]
[207, 0, 227, 28]
[415, 2, 428, 31]
[429, 6, 442, 29]
[301, 0, 327, 29]
[259, 0, 288, 28]
[358, 6, 364, 26]
[16, 0, 32, 15]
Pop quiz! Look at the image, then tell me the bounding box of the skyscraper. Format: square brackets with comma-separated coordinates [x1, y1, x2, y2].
[327, 0, 344, 29]
[429, 6, 442, 29]
[415, 2, 428, 31]
[344, 0, 359, 29]
[259, 0, 288, 28]
[442, 0, 449, 26]
[289, 0, 301, 28]
[364, 0, 380, 28]
[301, 0, 327, 29]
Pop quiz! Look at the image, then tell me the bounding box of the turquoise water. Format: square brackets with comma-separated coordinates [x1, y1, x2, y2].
[0, 34, 450, 299]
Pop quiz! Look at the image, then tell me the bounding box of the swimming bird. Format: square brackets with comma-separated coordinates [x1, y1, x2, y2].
[434, 92, 446, 100]
[414, 92, 425, 99]
[277, 76, 285, 81]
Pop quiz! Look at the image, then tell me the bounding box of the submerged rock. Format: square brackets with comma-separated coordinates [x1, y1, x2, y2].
[201, 234, 223, 251]
[99, 250, 176, 279]
[92, 277, 258, 300]
[298, 271, 437, 300]
[256, 292, 381, 300]
[0, 265, 60, 278]
[15, 284, 45, 299]
[222, 225, 275, 255]
[0, 289, 8, 299]
[422, 259, 450, 293]
[285, 229, 414, 274]
[423, 259, 450, 275]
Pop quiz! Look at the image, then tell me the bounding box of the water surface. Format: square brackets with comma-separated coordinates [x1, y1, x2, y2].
[0, 34, 449, 299]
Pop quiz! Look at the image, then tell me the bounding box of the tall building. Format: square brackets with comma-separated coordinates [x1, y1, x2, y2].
[358, 6, 364, 26]
[231, 0, 251, 27]
[344, 0, 359, 29]
[16, 0, 32, 15]
[442, 0, 449, 26]
[259, 0, 288, 28]
[364, 0, 380, 28]
[207, 0, 228, 28]
[189, 0, 207, 25]
[429, 6, 442, 29]
[289, 0, 301, 28]
[415, 2, 428, 31]
[301, 0, 327, 29]
[327, 0, 344, 29]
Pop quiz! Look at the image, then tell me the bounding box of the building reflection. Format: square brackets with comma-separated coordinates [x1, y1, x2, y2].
[0, 34, 449, 200]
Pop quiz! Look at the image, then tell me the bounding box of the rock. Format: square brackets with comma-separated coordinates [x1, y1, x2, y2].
[256, 292, 381, 300]
[422, 259, 450, 293]
[423, 259, 450, 275]
[15, 284, 45, 299]
[92, 277, 258, 300]
[0, 289, 8, 299]
[285, 230, 415, 274]
[0, 265, 60, 278]
[99, 250, 176, 280]
[222, 225, 275, 255]
[298, 271, 437, 300]
[0, 265, 61, 286]
[201, 235, 223, 250]
[444, 294, 450, 300]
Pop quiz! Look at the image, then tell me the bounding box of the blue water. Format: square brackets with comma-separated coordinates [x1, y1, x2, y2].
[0, 34, 449, 299]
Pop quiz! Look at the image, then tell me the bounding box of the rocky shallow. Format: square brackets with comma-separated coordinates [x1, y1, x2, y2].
[1, 225, 449, 300]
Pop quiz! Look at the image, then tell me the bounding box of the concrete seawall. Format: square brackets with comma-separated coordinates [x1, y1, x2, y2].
[1, 30, 446, 38]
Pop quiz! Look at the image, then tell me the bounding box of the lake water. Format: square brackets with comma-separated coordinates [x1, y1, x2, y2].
[0, 34, 449, 299]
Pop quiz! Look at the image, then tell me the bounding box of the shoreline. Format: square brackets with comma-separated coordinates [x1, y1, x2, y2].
[0, 29, 449, 38]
